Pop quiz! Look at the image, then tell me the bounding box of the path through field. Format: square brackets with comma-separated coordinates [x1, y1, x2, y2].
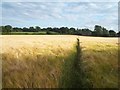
[1, 35, 118, 88]
[59, 38, 91, 88]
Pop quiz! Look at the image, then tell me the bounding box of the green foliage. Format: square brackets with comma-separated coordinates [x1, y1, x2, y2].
[94, 25, 103, 36]
[102, 27, 109, 37]
[117, 31, 120, 37]
[35, 26, 41, 32]
[93, 25, 112, 37]
[2, 25, 12, 34]
[81, 29, 92, 36]
[46, 30, 51, 34]
[59, 39, 91, 88]
[13, 27, 22, 32]
[109, 30, 117, 37]
[69, 28, 76, 34]
[1, 25, 118, 37]
[29, 27, 36, 32]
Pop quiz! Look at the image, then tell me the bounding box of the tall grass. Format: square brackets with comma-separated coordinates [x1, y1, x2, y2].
[2, 35, 77, 88]
[79, 36, 118, 88]
[1, 35, 118, 88]
[59, 38, 80, 88]
[59, 38, 91, 88]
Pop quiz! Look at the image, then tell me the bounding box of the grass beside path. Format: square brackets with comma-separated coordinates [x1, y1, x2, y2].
[59, 38, 91, 88]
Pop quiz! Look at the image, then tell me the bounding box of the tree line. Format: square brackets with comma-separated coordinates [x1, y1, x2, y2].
[0, 25, 120, 37]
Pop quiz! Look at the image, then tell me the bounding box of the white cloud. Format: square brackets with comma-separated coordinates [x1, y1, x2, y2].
[2, 0, 120, 2]
[1, 2, 118, 31]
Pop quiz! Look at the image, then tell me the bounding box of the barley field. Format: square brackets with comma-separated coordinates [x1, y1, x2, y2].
[0, 35, 118, 88]
[78, 36, 118, 88]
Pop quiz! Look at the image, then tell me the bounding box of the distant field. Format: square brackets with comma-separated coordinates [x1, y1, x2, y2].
[1, 35, 118, 88]
[2, 31, 59, 35]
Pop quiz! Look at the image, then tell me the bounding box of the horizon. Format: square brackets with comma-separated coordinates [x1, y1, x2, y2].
[1, 24, 118, 32]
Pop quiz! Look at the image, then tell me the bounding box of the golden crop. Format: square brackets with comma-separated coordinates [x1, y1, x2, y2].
[1, 35, 118, 88]
[78, 36, 118, 88]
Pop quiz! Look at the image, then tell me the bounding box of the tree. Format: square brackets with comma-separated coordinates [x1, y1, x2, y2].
[94, 25, 103, 36]
[75, 29, 82, 35]
[47, 27, 52, 31]
[102, 27, 109, 37]
[13, 27, 22, 32]
[1, 25, 118, 36]
[29, 27, 35, 32]
[0, 26, 2, 32]
[69, 27, 76, 34]
[3, 25, 12, 34]
[42, 28, 47, 31]
[52, 27, 59, 33]
[46, 30, 51, 34]
[81, 28, 92, 36]
[23, 27, 29, 32]
[35, 26, 41, 32]
[60, 27, 69, 34]
[109, 30, 117, 37]
[117, 31, 120, 37]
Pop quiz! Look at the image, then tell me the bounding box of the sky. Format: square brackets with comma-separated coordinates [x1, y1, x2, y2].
[1, 2, 118, 31]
